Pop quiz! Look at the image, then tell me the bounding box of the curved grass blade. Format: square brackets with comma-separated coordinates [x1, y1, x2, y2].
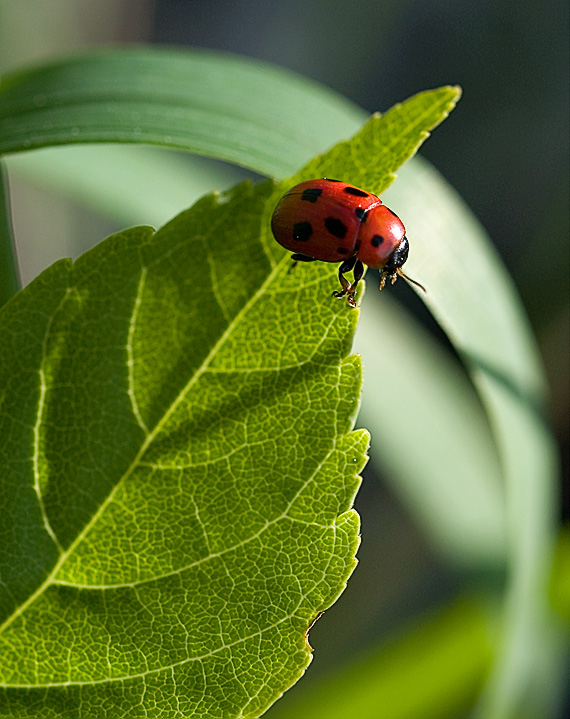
[382, 157, 561, 719]
[354, 292, 505, 567]
[283, 87, 560, 717]
[0, 47, 365, 178]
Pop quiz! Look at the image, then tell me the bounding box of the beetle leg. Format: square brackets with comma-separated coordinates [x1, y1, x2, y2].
[351, 260, 364, 290]
[344, 260, 364, 307]
[289, 253, 316, 273]
[332, 256, 358, 305]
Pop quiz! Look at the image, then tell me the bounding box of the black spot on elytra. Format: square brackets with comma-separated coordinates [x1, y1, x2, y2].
[301, 188, 322, 203]
[293, 222, 313, 242]
[344, 186, 369, 197]
[325, 217, 347, 239]
[337, 247, 349, 254]
[354, 208, 367, 221]
[371, 235, 384, 247]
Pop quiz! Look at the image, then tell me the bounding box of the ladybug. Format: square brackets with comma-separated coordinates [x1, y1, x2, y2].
[271, 178, 425, 307]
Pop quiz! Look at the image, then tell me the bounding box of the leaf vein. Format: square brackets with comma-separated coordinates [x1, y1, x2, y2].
[126, 267, 149, 435]
[53, 441, 338, 589]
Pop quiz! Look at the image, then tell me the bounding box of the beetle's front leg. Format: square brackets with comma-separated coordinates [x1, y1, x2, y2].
[332, 255, 359, 306]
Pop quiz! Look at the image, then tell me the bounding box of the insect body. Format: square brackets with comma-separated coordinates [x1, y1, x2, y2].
[271, 178, 425, 307]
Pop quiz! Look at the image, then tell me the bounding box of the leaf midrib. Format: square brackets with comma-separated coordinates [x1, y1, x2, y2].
[0, 250, 293, 637]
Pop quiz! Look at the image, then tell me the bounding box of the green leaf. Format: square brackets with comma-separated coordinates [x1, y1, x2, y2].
[0, 87, 457, 717]
[0, 178, 367, 718]
[381, 157, 561, 719]
[290, 85, 460, 191]
[0, 47, 365, 177]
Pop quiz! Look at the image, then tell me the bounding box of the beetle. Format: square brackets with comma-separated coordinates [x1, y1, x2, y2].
[271, 178, 425, 306]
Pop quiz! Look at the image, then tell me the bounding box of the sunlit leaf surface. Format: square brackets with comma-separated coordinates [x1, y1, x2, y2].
[0, 179, 366, 717]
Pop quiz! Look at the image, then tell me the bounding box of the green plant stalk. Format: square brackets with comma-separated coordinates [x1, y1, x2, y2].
[475, 375, 560, 719]
[0, 163, 20, 307]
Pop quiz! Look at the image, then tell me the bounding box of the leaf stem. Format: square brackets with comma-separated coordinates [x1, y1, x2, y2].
[0, 163, 20, 308]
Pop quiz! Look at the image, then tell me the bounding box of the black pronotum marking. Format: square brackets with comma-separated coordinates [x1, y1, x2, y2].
[384, 236, 409, 271]
[324, 217, 347, 239]
[371, 235, 384, 247]
[354, 208, 367, 221]
[293, 222, 313, 242]
[344, 186, 369, 197]
[301, 188, 323, 203]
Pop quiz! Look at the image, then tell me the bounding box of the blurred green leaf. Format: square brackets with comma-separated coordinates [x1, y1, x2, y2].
[550, 529, 570, 626]
[266, 599, 494, 719]
[0, 179, 366, 718]
[0, 162, 19, 306]
[354, 292, 505, 567]
[515, 175, 570, 327]
[5, 145, 247, 228]
[290, 85, 461, 194]
[0, 47, 365, 177]
[381, 157, 561, 719]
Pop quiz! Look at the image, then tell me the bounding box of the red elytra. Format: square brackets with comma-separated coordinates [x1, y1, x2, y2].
[271, 178, 425, 307]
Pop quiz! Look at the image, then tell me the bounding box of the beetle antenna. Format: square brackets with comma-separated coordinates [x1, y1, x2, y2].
[397, 268, 427, 293]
